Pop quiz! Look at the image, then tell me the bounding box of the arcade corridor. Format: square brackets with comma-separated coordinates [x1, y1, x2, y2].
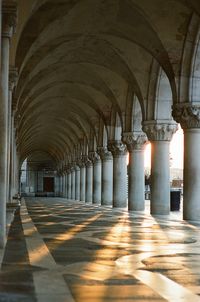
[2, 0, 200, 300]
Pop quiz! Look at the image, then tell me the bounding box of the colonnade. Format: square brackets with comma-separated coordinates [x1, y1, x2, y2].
[0, 2, 19, 247]
[59, 122, 178, 215]
[59, 116, 200, 223]
[1, 1, 200, 252]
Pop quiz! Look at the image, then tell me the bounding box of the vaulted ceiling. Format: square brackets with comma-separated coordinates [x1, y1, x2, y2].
[11, 0, 200, 166]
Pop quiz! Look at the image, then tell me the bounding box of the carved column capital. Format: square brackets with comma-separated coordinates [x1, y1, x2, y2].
[88, 151, 101, 164]
[66, 164, 73, 174]
[97, 146, 112, 161]
[142, 121, 178, 141]
[172, 103, 200, 129]
[9, 67, 18, 91]
[85, 158, 93, 168]
[71, 164, 76, 172]
[78, 161, 85, 168]
[78, 156, 87, 168]
[2, 1, 17, 38]
[75, 164, 80, 171]
[122, 132, 147, 152]
[108, 140, 128, 157]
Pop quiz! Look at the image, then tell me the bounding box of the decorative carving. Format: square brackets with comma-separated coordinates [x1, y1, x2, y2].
[2, 2, 17, 38]
[172, 103, 200, 129]
[78, 156, 87, 168]
[78, 161, 85, 168]
[63, 165, 68, 173]
[65, 164, 73, 174]
[142, 121, 178, 141]
[97, 146, 113, 161]
[88, 151, 101, 164]
[107, 140, 127, 157]
[122, 132, 147, 152]
[75, 165, 80, 171]
[71, 165, 76, 172]
[85, 158, 93, 168]
[9, 67, 18, 91]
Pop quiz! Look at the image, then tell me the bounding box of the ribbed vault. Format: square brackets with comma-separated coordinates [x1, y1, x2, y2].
[12, 0, 200, 167]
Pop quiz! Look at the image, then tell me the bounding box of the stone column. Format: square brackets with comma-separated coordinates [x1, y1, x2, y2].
[71, 167, 76, 200]
[173, 104, 200, 220]
[143, 121, 178, 215]
[108, 141, 128, 208]
[80, 162, 86, 201]
[75, 165, 80, 200]
[90, 152, 101, 204]
[60, 174, 63, 196]
[62, 173, 66, 197]
[0, 2, 17, 247]
[98, 147, 113, 206]
[85, 159, 93, 203]
[67, 169, 72, 199]
[10, 115, 17, 198]
[123, 132, 147, 211]
[8, 68, 17, 203]
[59, 174, 63, 197]
[65, 172, 68, 197]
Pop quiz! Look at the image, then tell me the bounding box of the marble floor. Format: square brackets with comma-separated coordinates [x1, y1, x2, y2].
[1, 198, 200, 302]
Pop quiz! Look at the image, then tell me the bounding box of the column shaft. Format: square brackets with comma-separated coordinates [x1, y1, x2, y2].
[101, 158, 113, 205]
[80, 166, 86, 201]
[0, 35, 10, 247]
[129, 150, 145, 211]
[183, 129, 200, 220]
[67, 173, 72, 199]
[71, 169, 75, 200]
[75, 167, 80, 200]
[93, 160, 101, 204]
[112, 154, 127, 207]
[86, 162, 93, 203]
[151, 141, 170, 214]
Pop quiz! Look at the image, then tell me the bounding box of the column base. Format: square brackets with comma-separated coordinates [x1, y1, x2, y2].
[150, 204, 170, 216]
[128, 202, 145, 211]
[113, 200, 127, 208]
[101, 200, 112, 206]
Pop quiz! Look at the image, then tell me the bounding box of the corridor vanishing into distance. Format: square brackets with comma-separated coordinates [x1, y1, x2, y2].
[1, 197, 200, 302]
[2, 0, 200, 301]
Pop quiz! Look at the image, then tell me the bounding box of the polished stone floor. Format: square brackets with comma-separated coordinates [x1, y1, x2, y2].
[1, 198, 200, 301]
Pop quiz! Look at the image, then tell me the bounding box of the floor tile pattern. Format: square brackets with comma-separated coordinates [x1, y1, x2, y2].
[1, 198, 200, 301]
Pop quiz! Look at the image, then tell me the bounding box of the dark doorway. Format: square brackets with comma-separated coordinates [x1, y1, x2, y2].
[43, 177, 54, 192]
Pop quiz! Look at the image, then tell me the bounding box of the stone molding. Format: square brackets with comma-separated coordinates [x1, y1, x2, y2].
[107, 140, 127, 157]
[122, 132, 147, 152]
[172, 103, 200, 129]
[97, 146, 113, 161]
[9, 67, 18, 91]
[142, 121, 178, 141]
[2, 1, 17, 38]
